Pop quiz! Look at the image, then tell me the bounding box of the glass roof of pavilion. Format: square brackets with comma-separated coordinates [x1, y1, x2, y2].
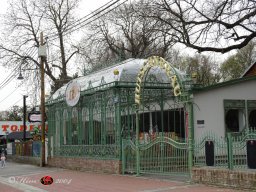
[49, 58, 186, 100]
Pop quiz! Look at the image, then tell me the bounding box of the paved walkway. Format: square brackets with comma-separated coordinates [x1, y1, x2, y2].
[0, 162, 249, 192]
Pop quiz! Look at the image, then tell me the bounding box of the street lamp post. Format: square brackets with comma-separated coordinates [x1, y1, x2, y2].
[23, 95, 28, 142]
[5, 131, 9, 155]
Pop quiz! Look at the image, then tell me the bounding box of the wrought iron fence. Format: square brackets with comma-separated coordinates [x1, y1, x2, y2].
[194, 128, 256, 170]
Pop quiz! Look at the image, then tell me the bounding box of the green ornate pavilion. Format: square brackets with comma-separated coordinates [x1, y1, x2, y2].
[46, 56, 193, 174]
[46, 56, 256, 177]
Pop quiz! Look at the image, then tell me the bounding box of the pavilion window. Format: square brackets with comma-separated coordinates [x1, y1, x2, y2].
[71, 108, 79, 145]
[93, 102, 101, 145]
[82, 107, 90, 145]
[106, 102, 115, 144]
[55, 111, 60, 147]
[63, 109, 68, 145]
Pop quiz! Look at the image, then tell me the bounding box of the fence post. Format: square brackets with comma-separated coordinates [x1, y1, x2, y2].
[227, 133, 233, 170]
[135, 109, 140, 176]
[188, 100, 194, 178]
[121, 139, 125, 175]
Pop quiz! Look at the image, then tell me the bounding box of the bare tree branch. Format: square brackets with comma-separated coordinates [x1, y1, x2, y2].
[149, 0, 256, 53]
[0, 0, 80, 93]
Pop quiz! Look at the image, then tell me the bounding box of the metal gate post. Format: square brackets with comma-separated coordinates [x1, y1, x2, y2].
[122, 139, 126, 175]
[136, 109, 140, 176]
[188, 99, 194, 177]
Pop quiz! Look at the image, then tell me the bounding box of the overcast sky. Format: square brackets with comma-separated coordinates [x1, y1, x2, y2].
[0, 0, 113, 111]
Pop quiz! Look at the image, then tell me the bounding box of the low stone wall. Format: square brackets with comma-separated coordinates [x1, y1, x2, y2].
[47, 157, 121, 174]
[7, 155, 41, 166]
[192, 167, 256, 190]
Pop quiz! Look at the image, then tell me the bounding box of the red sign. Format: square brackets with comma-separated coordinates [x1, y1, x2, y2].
[0, 121, 48, 135]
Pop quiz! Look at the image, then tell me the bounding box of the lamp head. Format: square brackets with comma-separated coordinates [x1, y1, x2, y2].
[17, 72, 24, 80]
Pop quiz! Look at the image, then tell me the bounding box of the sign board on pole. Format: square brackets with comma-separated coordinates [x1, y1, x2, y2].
[28, 112, 47, 123]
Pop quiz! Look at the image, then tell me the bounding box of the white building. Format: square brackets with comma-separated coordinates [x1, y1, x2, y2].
[192, 62, 256, 140]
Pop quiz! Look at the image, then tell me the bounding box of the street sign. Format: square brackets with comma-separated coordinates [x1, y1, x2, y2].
[28, 112, 47, 123]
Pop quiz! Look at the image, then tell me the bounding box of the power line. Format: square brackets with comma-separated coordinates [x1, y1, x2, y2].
[64, 0, 128, 37]
[10, 97, 23, 107]
[47, 0, 121, 39]
[0, 66, 21, 90]
[48, 0, 127, 41]
[0, 1, 128, 103]
[0, 88, 19, 104]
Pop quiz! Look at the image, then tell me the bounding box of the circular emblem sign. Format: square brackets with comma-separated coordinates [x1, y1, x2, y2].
[65, 81, 81, 107]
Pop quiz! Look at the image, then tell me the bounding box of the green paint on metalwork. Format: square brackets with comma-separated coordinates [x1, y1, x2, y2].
[194, 129, 256, 170]
[133, 56, 193, 176]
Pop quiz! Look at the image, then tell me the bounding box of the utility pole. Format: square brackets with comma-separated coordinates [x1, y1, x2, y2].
[39, 32, 46, 167]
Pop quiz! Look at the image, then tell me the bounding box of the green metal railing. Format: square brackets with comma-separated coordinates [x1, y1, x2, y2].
[194, 128, 256, 170]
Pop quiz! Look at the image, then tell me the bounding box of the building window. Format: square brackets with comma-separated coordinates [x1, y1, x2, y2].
[225, 109, 240, 132]
[249, 110, 256, 128]
[248, 100, 256, 129]
[224, 100, 245, 133]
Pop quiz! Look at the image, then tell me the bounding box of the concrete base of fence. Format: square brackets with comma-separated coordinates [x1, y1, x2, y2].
[192, 167, 256, 190]
[7, 155, 41, 166]
[47, 156, 121, 174]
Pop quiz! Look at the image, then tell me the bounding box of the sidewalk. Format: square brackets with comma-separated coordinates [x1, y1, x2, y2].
[0, 162, 247, 192]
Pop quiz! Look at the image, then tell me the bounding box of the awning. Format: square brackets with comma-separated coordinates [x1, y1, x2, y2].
[6, 131, 33, 140]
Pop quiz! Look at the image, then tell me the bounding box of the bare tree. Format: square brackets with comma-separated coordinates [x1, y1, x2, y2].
[148, 0, 256, 53]
[0, 0, 80, 94]
[79, 0, 175, 71]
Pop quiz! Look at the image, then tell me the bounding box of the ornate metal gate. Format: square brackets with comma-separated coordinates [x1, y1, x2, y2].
[122, 56, 193, 176]
[122, 134, 188, 175]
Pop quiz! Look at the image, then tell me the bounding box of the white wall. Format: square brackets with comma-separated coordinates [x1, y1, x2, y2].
[193, 79, 256, 140]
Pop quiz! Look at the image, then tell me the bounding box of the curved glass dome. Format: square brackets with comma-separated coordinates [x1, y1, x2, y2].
[50, 58, 186, 100]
